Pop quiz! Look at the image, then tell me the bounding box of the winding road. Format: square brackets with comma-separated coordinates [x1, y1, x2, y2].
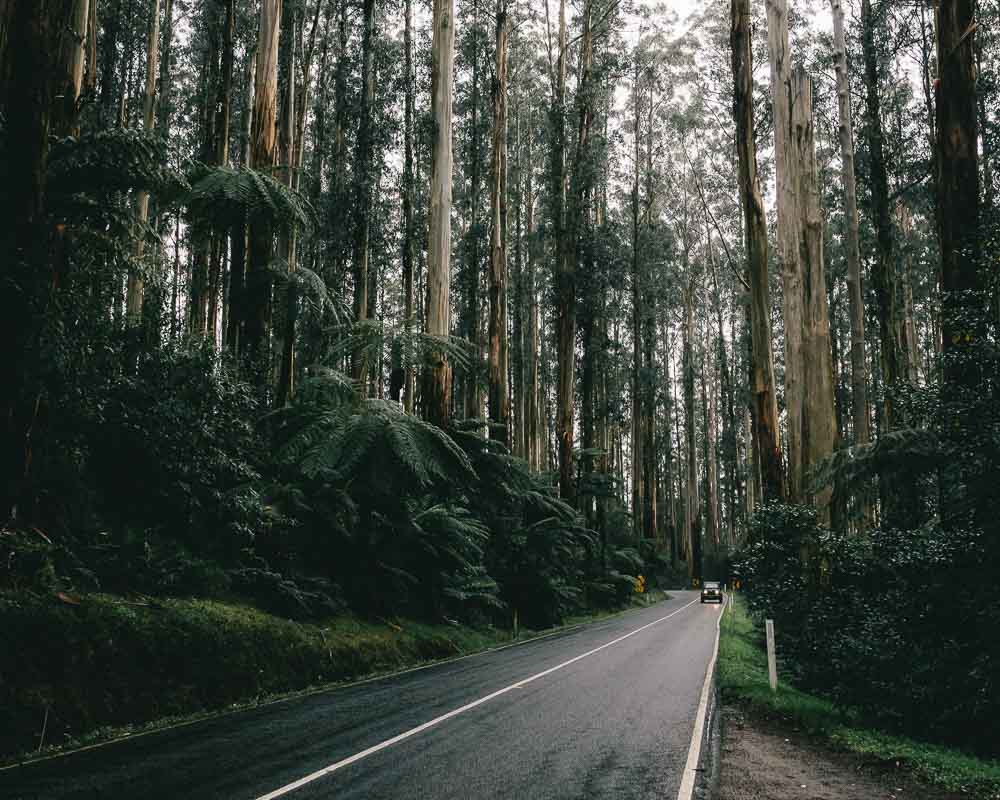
[2, 591, 723, 800]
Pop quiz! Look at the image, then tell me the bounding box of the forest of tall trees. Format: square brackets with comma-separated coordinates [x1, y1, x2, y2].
[1, 0, 998, 758]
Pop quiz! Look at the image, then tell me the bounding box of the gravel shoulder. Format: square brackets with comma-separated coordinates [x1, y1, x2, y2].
[717, 705, 965, 800]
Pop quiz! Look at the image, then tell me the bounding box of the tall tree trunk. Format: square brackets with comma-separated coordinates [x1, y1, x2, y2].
[351, 0, 376, 389]
[52, 0, 89, 136]
[227, 57, 254, 355]
[126, 0, 159, 328]
[423, 0, 456, 428]
[766, 0, 803, 502]
[549, 0, 573, 499]
[488, 0, 510, 444]
[274, 0, 297, 406]
[245, 0, 281, 373]
[630, 56, 643, 539]
[791, 67, 839, 520]
[206, 0, 234, 346]
[463, 3, 484, 423]
[731, 0, 784, 503]
[155, 0, 174, 133]
[683, 280, 702, 583]
[937, 0, 982, 528]
[862, 0, 910, 527]
[1, 0, 74, 520]
[330, 0, 348, 323]
[830, 0, 870, 463]
[402, 0, 417, 413]
[701, 320, 719, 550]
[525, 108, 541, 469]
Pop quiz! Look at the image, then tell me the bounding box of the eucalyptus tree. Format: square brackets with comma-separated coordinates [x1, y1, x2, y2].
[424, 0, 457, 428]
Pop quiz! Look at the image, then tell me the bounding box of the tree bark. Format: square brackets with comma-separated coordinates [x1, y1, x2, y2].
[423, 0, 456, 428]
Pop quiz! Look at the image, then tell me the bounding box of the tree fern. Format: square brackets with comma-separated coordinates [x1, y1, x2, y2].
[48, 129, 187, 201]
[182, 165, 314, 234]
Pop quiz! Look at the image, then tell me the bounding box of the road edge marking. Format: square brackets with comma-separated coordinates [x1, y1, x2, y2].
[253, 598, 700, 800]
[675, 598, 725, 800]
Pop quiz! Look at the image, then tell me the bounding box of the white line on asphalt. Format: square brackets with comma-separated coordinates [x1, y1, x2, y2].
[253, 598, 701, 800]
[675, 597, 725, 800]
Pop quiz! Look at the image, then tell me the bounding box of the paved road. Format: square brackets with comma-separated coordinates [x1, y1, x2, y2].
[2, 592, 723, 800]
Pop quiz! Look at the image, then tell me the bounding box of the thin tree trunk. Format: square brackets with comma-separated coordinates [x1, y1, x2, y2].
[862, 0, 911, 527]
[526, 109, 541, 469]
[126, 0, 160, 327]
[274, 1, 297, 405]
[463, 3, 484, 423]
[402, 0, 416, 413]
[488, 0, 510, 444]
[830, 0, 870, 465]
[683, 280, 701, 583]
[631, 55, 643, 538]
[549, 0, 573, 499]
[350, 0, 376, 389]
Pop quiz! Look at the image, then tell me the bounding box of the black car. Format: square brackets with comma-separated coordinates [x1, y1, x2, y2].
[700, 581, 723, 604]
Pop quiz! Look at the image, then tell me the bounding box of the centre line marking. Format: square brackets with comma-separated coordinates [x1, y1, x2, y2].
[253, 598, 700, 800]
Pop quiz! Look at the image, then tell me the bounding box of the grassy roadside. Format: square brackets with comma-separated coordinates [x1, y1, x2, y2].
[1, 588, 669, 767]
[718, 594, 1000, 797]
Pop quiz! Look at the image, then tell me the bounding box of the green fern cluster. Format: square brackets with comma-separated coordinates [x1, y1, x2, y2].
[264, 373, 599, 624]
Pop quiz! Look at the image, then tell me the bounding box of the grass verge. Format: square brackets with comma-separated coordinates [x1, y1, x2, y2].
[0, 589, 668, 767]
[718, 594, 1000, 797]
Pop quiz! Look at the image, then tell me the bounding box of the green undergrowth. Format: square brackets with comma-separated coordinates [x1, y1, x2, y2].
[718, 595, 1000, 797]
[0, 589, 666, 766]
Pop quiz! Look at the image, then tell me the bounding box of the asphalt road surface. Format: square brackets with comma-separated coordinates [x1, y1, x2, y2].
[2, 591, 723, 800]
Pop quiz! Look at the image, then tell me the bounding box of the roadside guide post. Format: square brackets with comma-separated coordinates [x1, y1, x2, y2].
[765, 619, 777, 691]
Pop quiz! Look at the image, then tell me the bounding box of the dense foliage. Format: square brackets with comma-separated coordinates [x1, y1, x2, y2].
[738, 320, 1000, 756]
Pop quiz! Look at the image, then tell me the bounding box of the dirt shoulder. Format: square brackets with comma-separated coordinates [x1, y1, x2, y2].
[717, 705, 965, 800]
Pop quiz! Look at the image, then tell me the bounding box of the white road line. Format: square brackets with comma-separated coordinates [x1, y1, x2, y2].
[675, 598, 725, 800]
[253, 598, 701, 800]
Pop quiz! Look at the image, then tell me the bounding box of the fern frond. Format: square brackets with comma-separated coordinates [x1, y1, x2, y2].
[183, 166, 315, 234]
[807, 427, 943, 497]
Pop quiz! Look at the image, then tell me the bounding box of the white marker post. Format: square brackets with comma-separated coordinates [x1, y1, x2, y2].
[765, 619, 777, 691]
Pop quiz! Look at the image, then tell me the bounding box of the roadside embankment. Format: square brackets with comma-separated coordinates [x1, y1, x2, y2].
[0, 589, 667, 765]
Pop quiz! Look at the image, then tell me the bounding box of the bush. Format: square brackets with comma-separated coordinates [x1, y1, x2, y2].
[737, 502, 1000, 756]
